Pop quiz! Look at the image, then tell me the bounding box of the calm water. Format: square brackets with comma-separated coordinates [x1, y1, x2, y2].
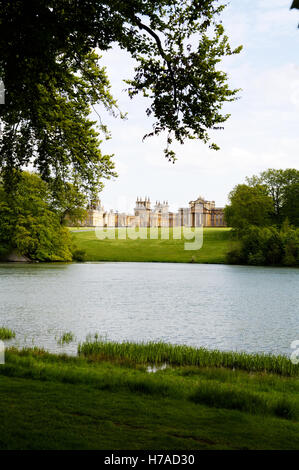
[0, 262, 298, 356]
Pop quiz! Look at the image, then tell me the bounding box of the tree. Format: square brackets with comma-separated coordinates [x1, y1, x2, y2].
[246, 169, 299, 224]
[245, 227, 284, 266]
[0, 0, 242, 194]
[281, 224, 299, 266]
[227, 225, 299, 267]
[0, 47, 118, 198]
[291, 1, 299, 28]
[281, 183, 299, 227]
[49, 180, 88, 226]
[224, 184, 274, 231]
[0, 172, 76, 261]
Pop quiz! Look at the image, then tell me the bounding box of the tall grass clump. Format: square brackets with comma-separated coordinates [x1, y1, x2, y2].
[78, 340, 299, 377]
[0, 327, 16, 340]
[189, 382, 297, 420]
[56, 332, 75, 345]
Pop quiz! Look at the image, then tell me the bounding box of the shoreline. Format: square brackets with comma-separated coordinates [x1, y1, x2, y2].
[1, 260, 298, 270]
[2, 340, 298, 374]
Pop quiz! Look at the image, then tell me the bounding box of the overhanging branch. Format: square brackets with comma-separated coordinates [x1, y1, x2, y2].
[133, 16, 178, 113]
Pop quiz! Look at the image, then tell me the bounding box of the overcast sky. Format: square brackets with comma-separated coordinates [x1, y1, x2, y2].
[94, 0, 299, 213]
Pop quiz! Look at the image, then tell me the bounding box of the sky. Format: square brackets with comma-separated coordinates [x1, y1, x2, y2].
[93, 0, 299, 213]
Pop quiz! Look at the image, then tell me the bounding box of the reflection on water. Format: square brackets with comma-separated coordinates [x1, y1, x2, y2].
[147, 363, 169, 373]
[0, 262, 298, 356]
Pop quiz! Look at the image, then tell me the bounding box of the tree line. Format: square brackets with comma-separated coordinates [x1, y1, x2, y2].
[225, 169, 299, 267]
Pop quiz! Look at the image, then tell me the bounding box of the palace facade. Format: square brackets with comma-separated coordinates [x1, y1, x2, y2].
[82, 196, 226, 228]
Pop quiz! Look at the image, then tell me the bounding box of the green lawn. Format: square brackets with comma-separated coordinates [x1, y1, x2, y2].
[0, 347, 299, 450]
[71, 227, 235, 264]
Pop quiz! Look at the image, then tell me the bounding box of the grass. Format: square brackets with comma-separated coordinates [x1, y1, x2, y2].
[56, 331, 75, 345]
[68, 226, 95, 231]
[0, 327, 15, 340]
[1, 375, 299, 450]
[0, 345, 299, 449]
[71, 227, 236, 264]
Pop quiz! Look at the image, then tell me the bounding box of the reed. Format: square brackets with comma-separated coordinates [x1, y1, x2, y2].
[78, 339, 299, 377]
[56, 332, 75, 345]
[0, 327, 16, 340]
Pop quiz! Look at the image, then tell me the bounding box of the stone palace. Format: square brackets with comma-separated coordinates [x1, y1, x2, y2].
[82, 196, 226, 228]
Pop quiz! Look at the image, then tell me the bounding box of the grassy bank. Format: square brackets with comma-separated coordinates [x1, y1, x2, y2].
[71, 227, 235, 263]
[0, 343, 299, 449]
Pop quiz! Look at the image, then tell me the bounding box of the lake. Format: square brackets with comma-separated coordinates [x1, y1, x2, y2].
[0, 262, 298, 356]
